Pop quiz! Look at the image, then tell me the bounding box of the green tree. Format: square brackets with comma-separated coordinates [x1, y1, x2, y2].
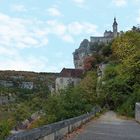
[101, 31, 140, 115]
[80, 71, 98, 105]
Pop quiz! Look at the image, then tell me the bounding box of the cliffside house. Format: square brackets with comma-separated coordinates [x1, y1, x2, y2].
[55, 68, 84, 92]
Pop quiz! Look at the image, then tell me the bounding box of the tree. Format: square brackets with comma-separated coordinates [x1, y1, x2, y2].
[112, 31, 140, 62]
[101, 31, 140, 115]
[101, 43, 112, 57]
[83, 56, 97, 71]
[80, 71, 98, 105]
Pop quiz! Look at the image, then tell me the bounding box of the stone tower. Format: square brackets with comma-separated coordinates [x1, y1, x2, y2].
[113, 17, 118, 38]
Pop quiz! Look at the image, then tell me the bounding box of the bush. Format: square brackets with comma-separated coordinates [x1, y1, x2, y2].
[44, 71, 98, 124]
[44, 86, 94, 123]
[117, 87, 140, 117]
[0, 120, 10, 139]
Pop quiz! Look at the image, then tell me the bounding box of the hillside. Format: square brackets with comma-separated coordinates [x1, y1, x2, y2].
[0, 71, 59, 139]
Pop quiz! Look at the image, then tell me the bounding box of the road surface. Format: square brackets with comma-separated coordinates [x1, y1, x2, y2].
[65, 111, 140, 140]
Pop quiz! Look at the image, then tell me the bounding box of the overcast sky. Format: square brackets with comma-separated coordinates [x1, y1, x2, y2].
[0, 0, 140, 72]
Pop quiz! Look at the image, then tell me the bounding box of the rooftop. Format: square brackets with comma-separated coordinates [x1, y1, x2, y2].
[59, 68, 84, 78]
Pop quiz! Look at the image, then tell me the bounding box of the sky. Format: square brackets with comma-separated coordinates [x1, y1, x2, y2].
[0, 0, 140, 72]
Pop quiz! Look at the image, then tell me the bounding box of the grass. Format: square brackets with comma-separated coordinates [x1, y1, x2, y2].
[0, 111, 13, 121]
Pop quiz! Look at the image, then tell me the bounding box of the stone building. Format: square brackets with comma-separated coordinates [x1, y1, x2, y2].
[73, 18, 119, 69]
[55, 68, 84, 92]
[90, 17, 118, 44]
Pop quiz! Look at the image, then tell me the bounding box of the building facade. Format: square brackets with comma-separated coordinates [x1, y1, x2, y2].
[55, 68, 84, 92]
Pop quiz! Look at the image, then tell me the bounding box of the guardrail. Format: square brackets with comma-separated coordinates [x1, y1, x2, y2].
[7, 107, 101, 140]
[135, 103, 140, 122]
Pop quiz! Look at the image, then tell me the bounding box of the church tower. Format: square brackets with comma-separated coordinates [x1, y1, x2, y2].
[112, 17, 118, 38]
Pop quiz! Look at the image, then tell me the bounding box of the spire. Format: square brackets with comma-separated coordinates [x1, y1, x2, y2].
[113, 17, 118, 37]
[113, 17, 118, 25]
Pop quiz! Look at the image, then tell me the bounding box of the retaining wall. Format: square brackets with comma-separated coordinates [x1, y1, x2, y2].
[7, 107, 101, 140]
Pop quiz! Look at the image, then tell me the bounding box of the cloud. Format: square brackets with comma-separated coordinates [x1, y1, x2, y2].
[136, 9, 140, 23]
[0, 12, 99, 51]
[134, 0, 140, 3]
[67, 22, 98, 35]
[0, 54, 72, 72]
[73, 0, 85, 4]
[0, 56, 48, 72]
[62, 35, 74, 43]
[11, 4, 27, 12]
[46, 20, 99, 43]
[0, 12, 50, 72]
[47, 7, 62, 17]
[0, 47, 18, 56]
[0, 12, 99, 72]
[72, 0, 86, 7]
[112, 0, 127, 7]
[0, 12, 48, 50]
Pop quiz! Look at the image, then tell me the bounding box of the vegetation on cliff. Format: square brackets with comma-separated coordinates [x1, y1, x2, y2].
[100, 30, 140, 116]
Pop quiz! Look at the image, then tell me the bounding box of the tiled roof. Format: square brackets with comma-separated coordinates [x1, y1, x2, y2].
[59, 68, 84, 78]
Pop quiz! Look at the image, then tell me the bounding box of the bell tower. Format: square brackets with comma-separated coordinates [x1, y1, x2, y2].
[113, 17, 118, 38]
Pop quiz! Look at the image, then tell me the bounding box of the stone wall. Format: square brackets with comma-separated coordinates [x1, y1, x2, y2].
[20, 82, 34, 89]
[55, 77, 81, 92]
[0, 80, 14, 87]
[90, 36, 113, 44]
[0, 80, 34, 89]
[0, 96, 15, 105]
[7, 107, 101, 140]
[135, 103, 140, 122]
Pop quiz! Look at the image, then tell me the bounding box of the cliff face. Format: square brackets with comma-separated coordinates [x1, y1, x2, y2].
[0, 71, 58, 95]
[73, 38, 105, 70]
[73, 39, 91, 69]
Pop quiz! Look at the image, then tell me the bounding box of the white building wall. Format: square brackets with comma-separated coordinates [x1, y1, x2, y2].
[55, 77, 81, 92]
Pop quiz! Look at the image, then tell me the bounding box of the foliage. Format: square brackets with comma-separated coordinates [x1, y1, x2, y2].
[0, 120, 10, 140]
[117, 87, 140, 117]
[80, 71, 98, 104]
[112, 31, 140, 62]
[45, 87, 92, 123]
[100, 31, 140, 116]
[101, 42, 112, 57]
[90, 42, 105, 52]
[13, 104, 31, 122]
[83, 56, 97, 71]
[45, 71, 98, 124]
[132, 26, 140, 32]
[28, 116, 47, 129]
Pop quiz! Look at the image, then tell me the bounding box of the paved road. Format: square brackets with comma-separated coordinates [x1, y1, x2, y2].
[65, 111, 140, 140]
